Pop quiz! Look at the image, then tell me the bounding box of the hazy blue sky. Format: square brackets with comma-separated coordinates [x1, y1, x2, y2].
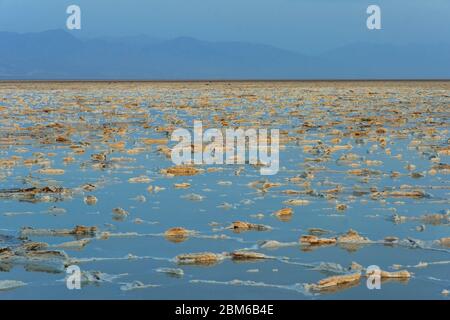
[1, 0, 449, 53]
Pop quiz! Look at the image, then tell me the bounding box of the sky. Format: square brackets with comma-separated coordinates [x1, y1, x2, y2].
[1, 0, 449, 54]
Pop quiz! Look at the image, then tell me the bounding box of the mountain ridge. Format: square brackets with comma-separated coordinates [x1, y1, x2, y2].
[1, 29, 449, 80]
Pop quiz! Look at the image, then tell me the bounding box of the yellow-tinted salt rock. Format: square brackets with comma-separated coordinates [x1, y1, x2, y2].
[0, 159, 17, 168]
[109, 141, 125, 149]
[379, 270, 411, 279]
[55, 136, 71, 143]
[91, 153, 106, 161]
[176, 252, 219, 265]
[274, 207, 293, 219]
[112, 207, 129, 217]
[128, 176, 152, 183]
[38, 168, 65, 175]
[262, 182, 282, 189]
[283, 199, 309, 206]
[229, 221, 269, 232]
[71, 225, 97, 236]
[383, 190, 426, 198]
[84, 195, 98, 205]
[164, 227, 190, 243]
[142, 138, 168, 145]
[437, 147, 450, 155]
[328, 145, 352, 153]
[174, 182, 191, 189]
[126, 147, 146, 155]
[439, 237, 450, 247]
[230, 251, 269, 261]
[162, 166, 201, 176]
[282, 189, 302, 195]
[300, 235, 336, 246]
[308, 273, 361, 292]
[63, 157, 75, 163]
[337, 229, 370, 243]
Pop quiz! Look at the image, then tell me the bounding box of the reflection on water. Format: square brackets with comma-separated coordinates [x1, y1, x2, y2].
[0, 81, 449, 299]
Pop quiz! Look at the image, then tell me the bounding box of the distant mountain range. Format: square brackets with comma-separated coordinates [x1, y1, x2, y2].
[1, 29, 449, 80]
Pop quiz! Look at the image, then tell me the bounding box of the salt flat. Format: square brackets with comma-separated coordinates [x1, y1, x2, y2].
[0, 81, 449, 299]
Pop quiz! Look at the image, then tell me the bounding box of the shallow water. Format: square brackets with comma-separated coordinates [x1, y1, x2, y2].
[0, 81, 449, 299]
